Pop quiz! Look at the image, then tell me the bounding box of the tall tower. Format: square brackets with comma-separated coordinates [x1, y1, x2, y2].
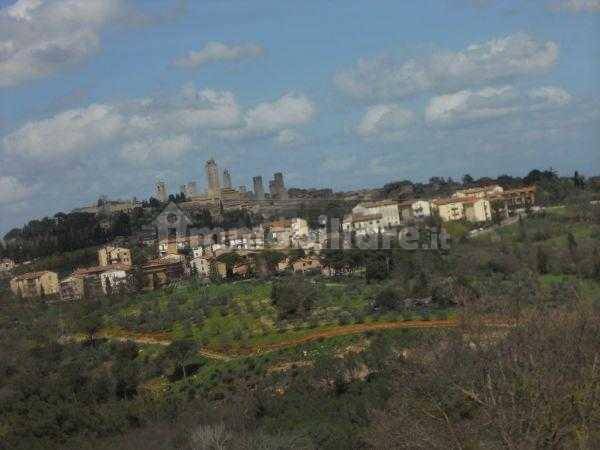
[205, 159, 220, 198]
[155, 181, 168, 203]
[223, 169, 232, 189]
[272, 172, 288, 200]
[253, 176, 265, 200]
[186, 181, 197, 197]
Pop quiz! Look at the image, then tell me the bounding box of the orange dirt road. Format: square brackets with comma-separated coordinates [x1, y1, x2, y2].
[101, 319, 481, 360]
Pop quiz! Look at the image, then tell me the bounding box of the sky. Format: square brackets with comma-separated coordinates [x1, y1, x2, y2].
[0, 0, 599, 234]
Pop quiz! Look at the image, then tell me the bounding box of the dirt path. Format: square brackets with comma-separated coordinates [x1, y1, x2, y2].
[101, 318, 513, 360]
[101, 319, 467, 360]
[253, 319, 458, 353]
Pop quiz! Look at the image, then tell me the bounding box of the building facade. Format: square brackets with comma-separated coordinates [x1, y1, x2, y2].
[10, 271, 59, 299]
[59, 276, 85, 301]
[0, 258, 15, 273]
[434, 199, 466, 222]
[98, 246, 132, 267]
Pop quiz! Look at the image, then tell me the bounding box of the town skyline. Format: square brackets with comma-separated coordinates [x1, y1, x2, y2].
[1, 0, 599, 234]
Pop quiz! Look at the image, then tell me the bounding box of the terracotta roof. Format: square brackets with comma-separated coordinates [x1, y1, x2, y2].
[352, 213, 383, 223]
[359, 199, 398, 208]
[73, 264, 131, 276]
[433, 197, 466, 206]
[454, 185, 502, 195]
[142, 255, 184, 269]
[12, 271, 56, 281]
[398, 199, 430, 207]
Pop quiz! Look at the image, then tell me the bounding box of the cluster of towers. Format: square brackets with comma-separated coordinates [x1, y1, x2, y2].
[154, 159, 287, 203]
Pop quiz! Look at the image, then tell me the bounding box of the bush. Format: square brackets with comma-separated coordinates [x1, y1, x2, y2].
[271, 277, 319, 320]
[373, 287, 401, 312]
[338, 311, 353, 326]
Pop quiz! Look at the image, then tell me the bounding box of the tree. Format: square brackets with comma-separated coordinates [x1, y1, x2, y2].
[79, 301, 103, 345]
[165, 339, 197, 381]
[462, 174, 474, 185]
[271, 278, 317, 320]
[593, 247, 600, 281]
[567, 232, 578, 262]
[373, 287, 400, 312]
[536, 246, 550, 275]
[573, 171, 585, 189]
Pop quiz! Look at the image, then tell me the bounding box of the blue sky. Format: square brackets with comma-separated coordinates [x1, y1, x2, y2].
[0, 0, 599, 234]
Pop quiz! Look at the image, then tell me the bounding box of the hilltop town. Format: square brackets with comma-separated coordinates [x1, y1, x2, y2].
[0, 157, 558, 301]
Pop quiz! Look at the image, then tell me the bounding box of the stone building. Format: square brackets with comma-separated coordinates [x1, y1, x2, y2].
[10, 271, 59, 299]
[141, 255, 186, 291]
[98, 246, 132, 267]
[59, 276, 85, 301]
[0, 258, 15, 273]
[398, 199, 432, 221]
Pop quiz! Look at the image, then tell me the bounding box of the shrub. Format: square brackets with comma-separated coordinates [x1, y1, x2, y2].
[373, 287, 401, 312]
[271, 277, 318, 320]
[338, 311, 353, 326]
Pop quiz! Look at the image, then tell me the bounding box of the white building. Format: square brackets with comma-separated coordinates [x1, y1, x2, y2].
[453, 185, 503, 199]
[100, 270, 128, 294]
[433, 197, 492, 223]
[191, 257, 212, 278]
[269, 218, 308, 247]
[433, 199, 465, 222]
[399, 200, 432, 221]
[342, 200, 401, 235]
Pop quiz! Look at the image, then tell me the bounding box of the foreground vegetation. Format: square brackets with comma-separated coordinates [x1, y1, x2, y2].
[1, 200, 600, 449]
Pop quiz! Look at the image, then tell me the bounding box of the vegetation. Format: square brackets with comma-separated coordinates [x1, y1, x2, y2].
[1, 172, 600, 449]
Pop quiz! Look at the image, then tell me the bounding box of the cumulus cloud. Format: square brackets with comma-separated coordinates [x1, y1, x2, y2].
[274, 129, 304, 147]
[172, 41, 264, 69]
[529, 86, 572, 108]
[425, 85, 572, 126]
[334, 33, 559, 101]
[4, 104, 124, 159]
[356, 104, 415, 140]
[426, 86, 519, 125]
[0, 0, 131, 87]
[2, 85, 315, 164]
[121, 134, 192, 164]
[0, 175, 35, 205]
[550, 0, 600, 12]
[244, 93, 315, 134]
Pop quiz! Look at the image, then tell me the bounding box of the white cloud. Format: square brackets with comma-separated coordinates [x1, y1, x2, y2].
[356, 104, 414, 139]
[121, 134, 192, 163]
[0, 0, 129, 87]
[529, 86, 572, 108]
[172, 41, 264, 69]
[550, 0, 600, 12]
[3, 104, 124, 159]
[426, 85, 573, 126]
[426, 86, 518, 125]
[274, 129, 304, 147]
[244, 93, 316, 134]
[2, 86, 315, 164]
[0, 175, 35, 205]
[335, 33, 559, 101]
